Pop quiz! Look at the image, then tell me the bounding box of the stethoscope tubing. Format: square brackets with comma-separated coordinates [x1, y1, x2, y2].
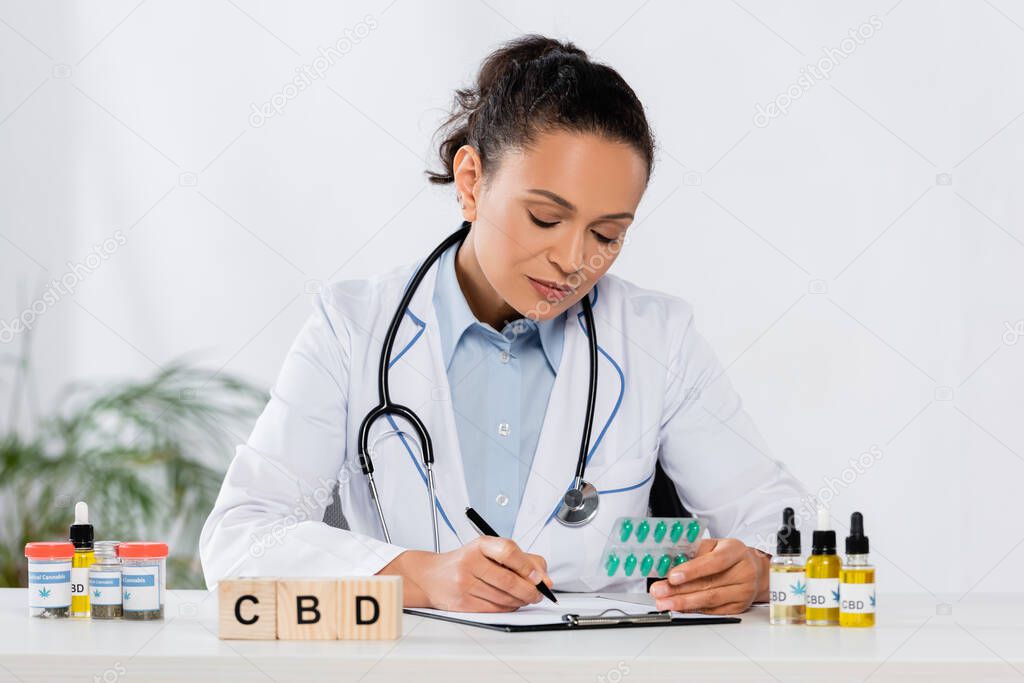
[357, 221, 600, 551]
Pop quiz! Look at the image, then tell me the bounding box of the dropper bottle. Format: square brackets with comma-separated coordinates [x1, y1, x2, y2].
[70, 501, 95, 618]
[840, 512, 875, 627]
[804, 505, 840, 626]
[769, 507, 805, 625]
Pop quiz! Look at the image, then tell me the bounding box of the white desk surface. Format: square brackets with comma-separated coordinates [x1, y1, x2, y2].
[1, 588, 1021, 682]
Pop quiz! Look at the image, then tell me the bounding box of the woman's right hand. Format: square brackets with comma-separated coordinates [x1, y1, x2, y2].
[379, 537, 553, 612]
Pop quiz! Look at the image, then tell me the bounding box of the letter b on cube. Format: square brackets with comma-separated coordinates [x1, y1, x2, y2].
[277, 579, 340, 640]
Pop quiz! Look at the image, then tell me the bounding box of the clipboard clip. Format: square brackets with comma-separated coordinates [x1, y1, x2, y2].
[562, 608, 674, 627]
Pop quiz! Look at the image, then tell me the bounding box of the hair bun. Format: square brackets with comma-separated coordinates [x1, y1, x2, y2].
[425, 34, 653, 187]
[474, 36, 586, 100]
[499, 35, 588, 67]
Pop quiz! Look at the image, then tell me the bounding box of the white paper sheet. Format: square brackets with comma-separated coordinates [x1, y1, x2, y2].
[407, 593, 724, 627]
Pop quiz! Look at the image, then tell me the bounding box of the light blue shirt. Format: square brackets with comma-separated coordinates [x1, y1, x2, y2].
[433, 243, 566, 537]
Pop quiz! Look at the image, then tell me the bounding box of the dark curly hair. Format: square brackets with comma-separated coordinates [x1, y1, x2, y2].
[426, 34, 655, 186]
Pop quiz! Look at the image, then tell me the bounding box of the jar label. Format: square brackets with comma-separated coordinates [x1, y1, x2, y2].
[769, 570, 806, 606]
[122, 567, 160, 611]
[89, 570, 122, 606]
[28, 561, 72, 608]
[806, 577, 839, 609]
[840, 582, 876, 614]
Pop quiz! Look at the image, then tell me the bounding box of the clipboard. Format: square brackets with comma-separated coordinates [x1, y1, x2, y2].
[405, 606, 741, 632]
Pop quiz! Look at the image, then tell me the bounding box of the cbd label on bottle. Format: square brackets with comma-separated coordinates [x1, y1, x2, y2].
[70, 568, 89, 599]
[806, 577, 840, 609]
[770, 571, 806, 605]
[840, 583, 875, 614]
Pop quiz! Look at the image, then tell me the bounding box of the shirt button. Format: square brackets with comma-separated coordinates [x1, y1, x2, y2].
[499, 350, 510, 364]
[496, 493, 509, 506]
[497, 422, 511, 437]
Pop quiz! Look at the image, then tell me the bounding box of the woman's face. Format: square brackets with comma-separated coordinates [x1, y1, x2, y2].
[454, 130, 648, 321]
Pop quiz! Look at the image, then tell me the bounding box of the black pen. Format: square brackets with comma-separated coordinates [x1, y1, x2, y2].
[464, 506, 558, 604]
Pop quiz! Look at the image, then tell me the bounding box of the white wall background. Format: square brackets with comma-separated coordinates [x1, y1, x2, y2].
[1, 0, 1022, 597]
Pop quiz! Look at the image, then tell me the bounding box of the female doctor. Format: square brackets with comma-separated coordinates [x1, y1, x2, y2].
[200, 35, 807, 615]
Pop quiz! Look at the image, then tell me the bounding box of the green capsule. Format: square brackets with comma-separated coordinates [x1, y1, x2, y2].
[672, 553, 688, 566]
[670, 520, 684, 543]
[623, 553, 637, 576]
[640, 553, 654, 576]
[653, 520, 667, 543]
[686, 520, 701, 543]
[636, 519, 651, 542]
[657, 554, 672, 577]
[605, 553, 620, 577]
[619, 519, 634, 543]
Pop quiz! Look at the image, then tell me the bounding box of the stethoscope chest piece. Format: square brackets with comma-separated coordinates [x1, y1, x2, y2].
[555, 480, 599, 526]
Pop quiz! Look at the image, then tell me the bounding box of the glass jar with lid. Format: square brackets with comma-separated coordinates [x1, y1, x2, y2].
[117, 542, 168, 620]
[89, 541, 123, 619]
[24, 542, 75, 618]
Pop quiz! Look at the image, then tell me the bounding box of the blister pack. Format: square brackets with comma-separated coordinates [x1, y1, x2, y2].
[600, 517, 706, 578]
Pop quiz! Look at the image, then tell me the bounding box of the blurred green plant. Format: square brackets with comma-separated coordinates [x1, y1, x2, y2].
[0, 332, 266, 589]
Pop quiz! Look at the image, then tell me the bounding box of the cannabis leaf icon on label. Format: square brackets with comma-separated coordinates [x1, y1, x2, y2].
[869, 593, 876, 608]
[38, 588, 51, 599]
[790, 580, 807, 596]
[124, 592, 133, 602]
[93, 589, 102, 599]
[831, 588, 841, 603]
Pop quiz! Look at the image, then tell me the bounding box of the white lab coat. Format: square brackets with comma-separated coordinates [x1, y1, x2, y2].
[199, 252, 808, 593]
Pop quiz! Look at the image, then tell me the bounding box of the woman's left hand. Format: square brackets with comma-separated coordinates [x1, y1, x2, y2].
[647, 538, 770, 614]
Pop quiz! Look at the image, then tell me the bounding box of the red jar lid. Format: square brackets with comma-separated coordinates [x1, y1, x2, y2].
[24, 542, 75, 560]
[117, 542, 168, 558]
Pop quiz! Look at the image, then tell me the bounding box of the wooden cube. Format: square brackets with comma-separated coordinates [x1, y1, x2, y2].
[338, 576, 402, 640]
[276, 579, 339, 640]
[218, 578, 278, 640]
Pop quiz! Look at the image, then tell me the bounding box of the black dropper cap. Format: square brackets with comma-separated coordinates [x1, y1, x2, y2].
[69, 501, 94, 550]
[776, 507, 801, 555]
[846, 511, 869, 555]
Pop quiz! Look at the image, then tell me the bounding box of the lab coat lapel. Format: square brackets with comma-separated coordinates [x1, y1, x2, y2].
[385, 260, 478, 549]
[513, 295, 617, 551]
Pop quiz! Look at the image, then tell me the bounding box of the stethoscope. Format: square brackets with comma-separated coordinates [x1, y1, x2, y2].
[357, 221, 601, 553]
